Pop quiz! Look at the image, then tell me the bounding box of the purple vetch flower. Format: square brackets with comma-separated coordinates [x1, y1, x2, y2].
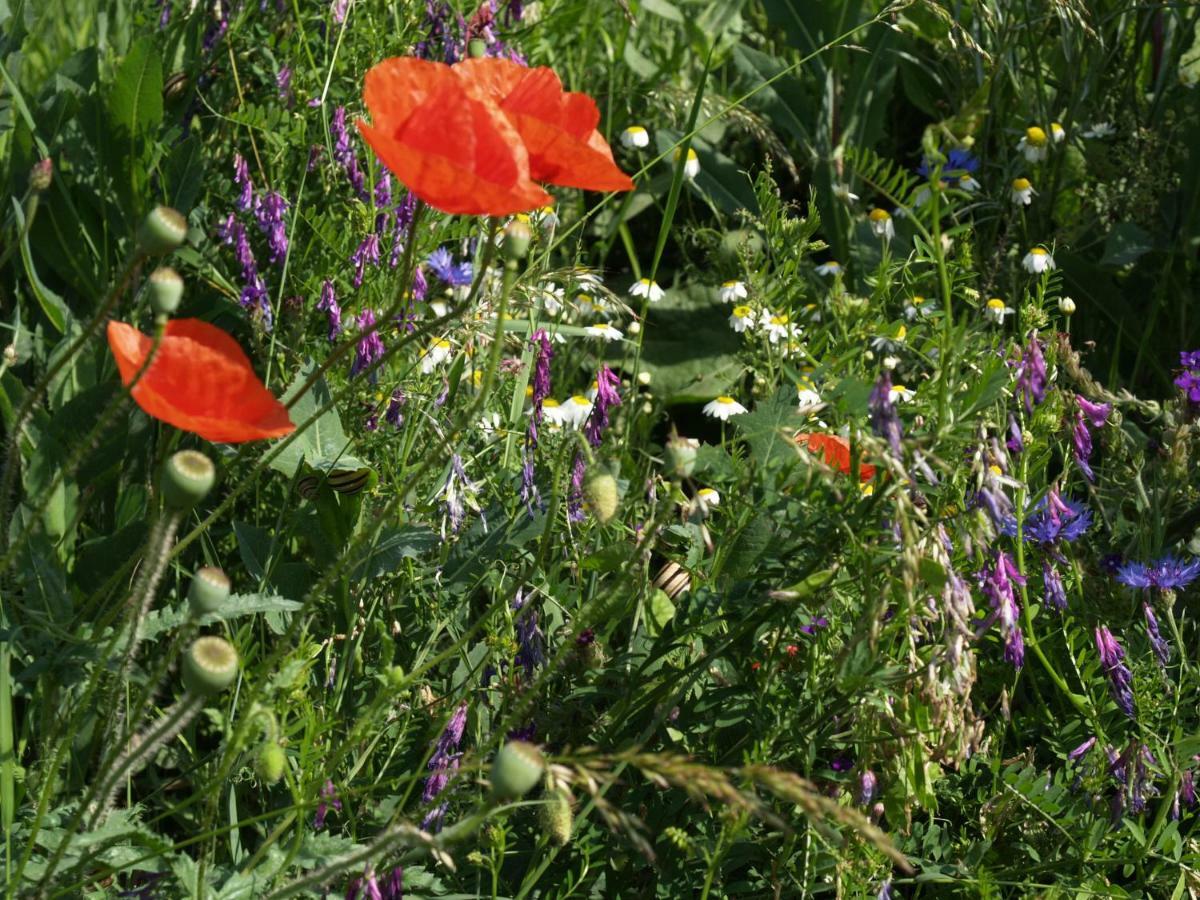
[1183, 769, 1197, 808]
[511, 590, 545, 676]
[233, 153, 254, 211]
[1078, 395, 1112, 429]
[1068, 736, 1097, 762]
[421, 701, 468, 831]
[799, 615, 829, 635]
[158, 0, 171, 28]
[317, 280, 342, 341]
[1043, 561, 1067, 611]
[567, 453, 586, 522]
[426, 247, 473, 287]
[830, 752, 853, 773]
[385, 390, 405, 428]
[868, 370, 903, 457]
[858, 769, 877, 805]
[519, 451, 540, 514]
[351, 234, 381, 288]
[350, 309, 385, 380]
[1015, 333, 1048, 414]
[254, 191, 289, 264]
[240, 274, 273, 329]
[1115, 556, 1200, 592]
[1006, 414, 1024, 454]
[1143, 602, 1170, 668]
[313, 779, 342, 830]
[877, 880, 893, 900]
[201, 0, 230, 53]
[1071, 410, 1095, 481]
[1174, 350, 1200, 404]
[583, 365, 621, 447]
[440, 454, 482, 534]
[502, 0, 524, 25]
[974, 483, 1014, 530]
[332, 0, 351, 24]
[415, 0, 464, 63]
[375, 171, 392, 209]
[307, 144, 323, 172]
[331, 107, 354, 166]
[978, 550, 1026, 668]
[277, 66, 292, 103]
[1094, 626, 1136, 718]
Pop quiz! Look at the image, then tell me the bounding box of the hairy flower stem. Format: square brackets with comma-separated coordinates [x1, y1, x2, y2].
[0, 249, 144, 557]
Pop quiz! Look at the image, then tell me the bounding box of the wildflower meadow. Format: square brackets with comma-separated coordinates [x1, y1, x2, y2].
[3, 0, 1200, 896]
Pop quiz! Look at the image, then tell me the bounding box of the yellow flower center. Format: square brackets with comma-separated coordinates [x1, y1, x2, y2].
[1012, 178, 1031, 190]
[895, 325, 907, 340]
[732, 305, 752, 318]
[698, 488, 717, 499]
[570, 395, 590, 406]
[543, 398, 561, 408]
[716, 396, 736, 404]
[869, 208, 891, 222]
[770, 315, 789, 326]
[987, 298, 1006, 310]
[893, 385, 908, 393]
[1030, 248, 1048, 256]
[988, 464, 1003, 476]
[626, 126, 646, 135]
[722, 280, 739, 288]
[911, 296, 925, 305]
[1025, 126, 1047, 146]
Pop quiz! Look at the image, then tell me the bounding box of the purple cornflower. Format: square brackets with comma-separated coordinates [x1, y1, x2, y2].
[1115, 556, 1200, 592]
[868, 371, 903, 457]
[313, 779, 341, 830]
[254, 191, 289, 264]
[385, 390, 405, 428]
[1043, 561, 1067, 611]
[858, 769, 877, 805]
[426, 247, 473, 287]
[1094, 626, 1135, 718]
[350, 309, 385, 380]
[1068, 736, 1097, 762]
[511, 590, 545, 676]
[583, 365, 621, 447]
[351, 234, 381, 289]
[422, 702, 468, 831]
[1015, 333, 1048, 414]
[233, 152, 254, 211]
[1143, 602, 1170, 668]
[979, 550, 1026, 668]
[317, 280, 342, 341]
[567, 453, 586, 522]
[277, 66, 292, 103]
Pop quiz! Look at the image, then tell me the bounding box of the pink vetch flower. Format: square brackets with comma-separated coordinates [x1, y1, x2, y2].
[1094, 626, 1135, 718]
[1015, 333, 1048, 414]
[313, 779, 341, 830]
[583, 365, 621, 448]
[978, 550, 1026, 668]
[350, 308, 385, 380]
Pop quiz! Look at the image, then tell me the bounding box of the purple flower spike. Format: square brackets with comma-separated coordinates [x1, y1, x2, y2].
[868, 370, 903, 458]
[1068, 736, 1097, 762]
[858, 769, 877, 805]
[979, 550, 1026, 669]
[1094, 626, 1136, 718]
[1015, 333, 1048, 413]
[1143, 602, 1170, 668]
[421, 701, 468, 831]
[233, 152, 254, 211]
[350, 308, 385, 380]
[1043, 561, 1067, 611]
[314, 779, 341, 830]
[317, 280, 342, 341]
[583, 365, 621, 448]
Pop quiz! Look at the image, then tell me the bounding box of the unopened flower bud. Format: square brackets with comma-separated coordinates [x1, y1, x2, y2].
[627, 320, 641, 335]
[665, 436, 699, 478]
[491, 740, 544, 800]
[137, 205, 188, 256]
[29, 159, 53, 192]
[503, 220, 532, 261]
[149, 267, 184, 317]
[3, 345, 16, 367]
[182, 636, 239, 696]
[468, 38, 488, 58]
[583, 471, 619, 524]
[540, 789, 574, 845]
[188, 566, 230, 616]
[637, 370, 651, 386]
[256, 741, 286, 784]
[161, 450, 215, 511]
[1059, 296, 1076, 315]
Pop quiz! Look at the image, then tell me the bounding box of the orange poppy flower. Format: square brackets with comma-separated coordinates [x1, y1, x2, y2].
[795, 432, 876, 482]
[107, 319, 295, 443]
[454, 58, 635, 193]
[357, 57, 552, 216]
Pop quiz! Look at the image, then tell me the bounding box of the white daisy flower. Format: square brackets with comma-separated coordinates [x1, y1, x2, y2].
[868, 208, 894, 241]
[815, 261, 842, 277]
[729, 305, 755, 333]
[675, 147, 700, 179]
[719, 280, 748, 303]
[1050, 122, 1066, 143]
[889, 384, 915, 403]
[882, 355, 901, 370]
[585, 323, 623, 342]
[629, 278, 665, 302]
[1059, 296, 1076, 315]
[420, 338, 453, 374]
[870, 324, 907, 352]
[560, 394, 594, 430]
[1010, 177, 1035, 206]
[702, 395, 748, 420]
[620, 125, 650, 149]
[1022, 247, 1056, 274]
[479, 411, 503, 437]
[539, 284, 564, 315]
[539, 398, 566, 428]
[958, 174, 981, 192]
[833, 183, 860, 203]
[570, 267, 603, 291]
[696, 487, 720, 507]
[796, 379, 822, 412]
[801, 302, 822, 323]
[760, 311, 793, 344]
[1017, 126, 1049, 163]
[1082, 122, 1115, 139]
[903, 295, 932, 321]
[535, 205, 559, 228]
[984, 298, 1015, 324]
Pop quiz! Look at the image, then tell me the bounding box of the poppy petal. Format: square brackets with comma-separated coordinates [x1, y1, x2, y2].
[795, 432, 876, 482]
[107, 319, 295, 443]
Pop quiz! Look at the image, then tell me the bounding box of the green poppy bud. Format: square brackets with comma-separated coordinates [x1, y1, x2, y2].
[137, 205, 188, 256]
[149, 266, 184, 317]
[503, 220, 532, 261]
[182, 636, 239, 696]
[664, 436, 698, 478]
[255, 741, 286, 784]
[468, 38, 488, 58]
[491, 740, 544, 800]
[161, 450, 215, 511]
[188, 566, 230, 616]
[540, 789, 574, 846]
[584, 472, 619, 524]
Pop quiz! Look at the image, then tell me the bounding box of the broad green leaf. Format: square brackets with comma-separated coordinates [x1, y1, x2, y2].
[272, 361, 355, 476]
[107, 36, 163, 140]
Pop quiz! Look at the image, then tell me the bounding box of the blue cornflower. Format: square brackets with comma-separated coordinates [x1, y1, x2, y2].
[916, 148, 979, 180]
[426, 247, 473, 287]
[1115, 555, 1200, 591]
[1003, 490, 1092, 545]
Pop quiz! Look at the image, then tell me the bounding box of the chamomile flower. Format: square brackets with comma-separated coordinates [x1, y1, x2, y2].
[868, 208, 895, 241]
[585, 323, 623, 342]
[719, 280, 748, 303]
[561, 394, 594, 430]
[535, 205, 559, 228]
[629, 278, 665, 303]
[870, 323, 907, 352]
[815, 260, 843, 277]
[539, 398, 566, 428]
[570, 267, 603, 291]
[797, 379, 822, 412]
[889, 384, 915, 403]
[985, 298, 1015, 324]
[1059, 296, 1076, 315]
[1082, 122, 1116, 139]
[1017, 126, 1049, 163]
[539, 284, 565, 314]
[1010, 177, 1036, 205]
[675, 147, 701, 178]
[579, 293, 611, 319]
[1022, 247, 1056, 274]
[696, 487, 721, 507]
[958, 173, 981, 192]
[703, 396, 748, 420]
[620, 125, 650, 149]
[904, 295, 932, 321]
[729, 305, 756, 333]
[479, 411, 503, 437]
[801, 302, 822, 323]
[1050, 122, 1066, 143]
[761, 311, 793, 344]
[420, 338, 453, 374]
[833, 183, 860, 203]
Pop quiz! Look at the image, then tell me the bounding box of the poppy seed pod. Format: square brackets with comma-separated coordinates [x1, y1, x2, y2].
[664, 436, 699, 478]
[540, 789, 574, 846]
[137, 205, 188, 256]
[491, 740, 544, 800]
[182, 636, 239, 696]
[188, 566, 231, 616]
[503, 219, 532, 261]
[583, 471, 619, 524]
[149, 267, 184, 317]
[468, 38, 488, 58]
[255, 742, 287, 784]
[161, 450, 216, 511]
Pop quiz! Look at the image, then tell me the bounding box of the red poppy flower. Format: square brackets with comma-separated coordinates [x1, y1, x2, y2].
[795, 432, 876, 482]
[454, 58, 634, 193]
[358, 57, 552, 216]
[107, 319, 295, 443]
